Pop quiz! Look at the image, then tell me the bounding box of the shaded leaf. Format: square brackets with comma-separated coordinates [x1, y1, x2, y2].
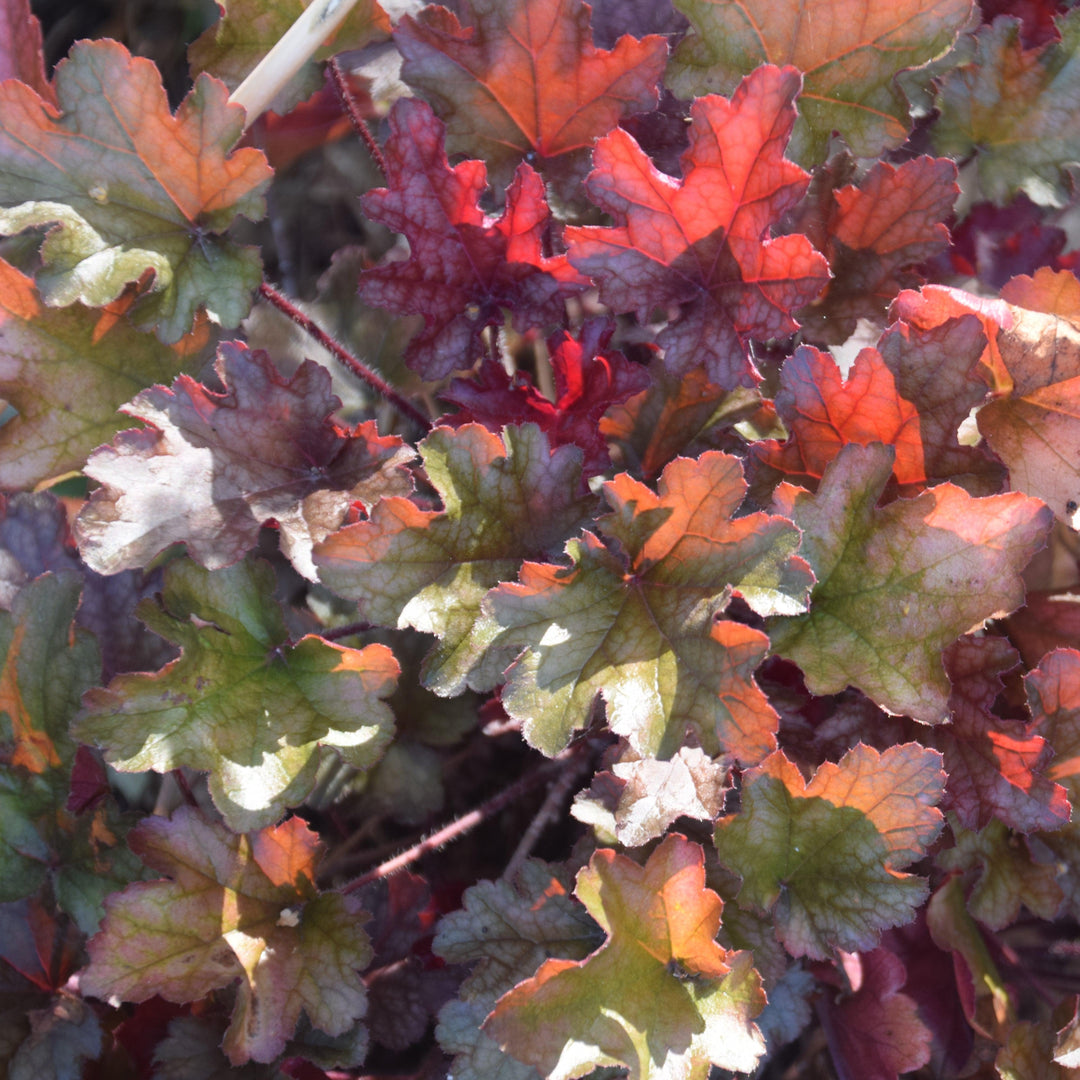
[484, 835, 766, 1080]
[75, 342, 413, 581]
[440, 319, 651, 478]
[927, 635, 1069, 832]
[0, 40, 271, 343]
[768, 442, 1051, 720]
[153, 1016, 290, 1080]
[487, 450, 812, 760]
[600, 355, 765, 480]
[315, 423, 594, 697]
[996, 1019, 1080, 1079]
[816, 948, 932, 1080]
[934, 10, 1080, 206]
[357, 98, 587, 379]
[395, 0, 667, 189]
[433, 860, 601, 1080]
[669, 0, 973, 165]
[0, 257, 207, 491]
[713, 744, 945, 959]
[7, 992, 102, 1080]
[189, 0, 390, 115]
[82, 808, 371, 1066]
[74, 557, 398, 832]
[565, 65, 830, 389]
[937, 817, 1063, 929]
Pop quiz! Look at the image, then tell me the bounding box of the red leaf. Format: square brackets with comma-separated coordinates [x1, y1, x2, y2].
[440, 319, 650, 476]
[753, 344, 925, 489]
[358, 98, 588, 379]
[0, 0, 54, 106]
[817, 948, 933, 1080]
[565, 65, 830, 389]
[793, 156, 957, 344]
[929, 635, 1070, 832]
[394, 0, 667, 188]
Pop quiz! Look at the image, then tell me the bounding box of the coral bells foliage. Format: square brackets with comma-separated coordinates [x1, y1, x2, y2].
[11, 0, 1080, 1078]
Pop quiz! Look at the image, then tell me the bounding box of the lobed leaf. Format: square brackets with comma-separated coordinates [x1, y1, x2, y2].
[669, 0, 973, 165]
[357, 98, 588, 379]
[74, 557, 399, 832]
[565, 65, 830, 388]
[315, 423, 594, 696]
[0, 258, 206, 491]
[768, 442, 1052, 720]
[81, 808, 371, 1066]
[713, 743, 945, 958]
[75, 341, 414, 580]
[487, 450, 812, 760]
[395, 0, 667, 190]
[934, 10, 1080, 206]
[0, 40, 272, 343]
[484, 835, 766, 1080]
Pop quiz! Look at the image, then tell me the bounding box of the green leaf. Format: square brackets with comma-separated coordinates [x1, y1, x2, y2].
[487, 451, 812, 760]
[82, 808, 371, 1066]
[484, 835, 766, 1080]
[934, 11, 1080, 206]
[0, 259, 204, 501]
[7, 992, 102, 1080]
[713, 743, 944, 959]
[768, 442, 1052, 720]
[668, 0, 973, 166]
[433, 860, 602, 1080]
[73, 557, 398, 832]
[315, 423, 595, 696]
[0, 40, 271, 342]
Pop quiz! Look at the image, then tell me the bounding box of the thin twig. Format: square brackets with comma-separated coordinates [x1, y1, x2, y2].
[328, 56, 388, 177]
[320, 619, 374, 641]
[502, 745, 592, 881]
[340, 757, 565, 893]
[258, 282, 431, 431]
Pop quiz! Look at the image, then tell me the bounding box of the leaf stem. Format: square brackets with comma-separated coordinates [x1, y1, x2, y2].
[339, 754, 571, 892]
[230, 0, 369, 126]
[328, 56, 388, 178]
[258, 282, 431, 431]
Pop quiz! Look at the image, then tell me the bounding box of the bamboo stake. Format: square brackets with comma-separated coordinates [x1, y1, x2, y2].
[230, 0, 367, 127]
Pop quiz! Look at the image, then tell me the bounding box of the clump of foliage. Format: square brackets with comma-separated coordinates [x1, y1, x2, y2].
[5, 0, 1080, 1076]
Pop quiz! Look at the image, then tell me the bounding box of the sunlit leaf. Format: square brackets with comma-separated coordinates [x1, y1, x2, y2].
[0, 40, 272, 343]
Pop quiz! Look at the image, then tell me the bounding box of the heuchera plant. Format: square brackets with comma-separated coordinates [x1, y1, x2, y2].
[7, 0, 1080, 1075]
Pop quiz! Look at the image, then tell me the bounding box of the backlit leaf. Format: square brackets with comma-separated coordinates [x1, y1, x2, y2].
[0, 258, 205, 491]
[669, 0, 973, 165]
[487, 450, 812, 760]
[975, 268, 1080, 524]
[565, 65, 830, 388]
[768, 442, 1051, 720]
[74, 557, 398, 832]
[752, 344, 925, 489]
[395, 0, 667, 188]
[484, 835, 767, 1079]
[0, 0, 53, 106]
[75, 342, 414, 580]
[440, 319, 651, 478]
[0, 40, 272, 343]
[713, 744, 945, 958]
[926, 635, 1069, 832]
[81, 808, 371, 1066]
[357, 98, 587, 379]
[315, 423, 594, 696]
[934, 10, 1080, 206]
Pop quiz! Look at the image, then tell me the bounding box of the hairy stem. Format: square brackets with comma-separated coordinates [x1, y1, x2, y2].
[328, 56, 388, 177]
[258, 282, 431, 431]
